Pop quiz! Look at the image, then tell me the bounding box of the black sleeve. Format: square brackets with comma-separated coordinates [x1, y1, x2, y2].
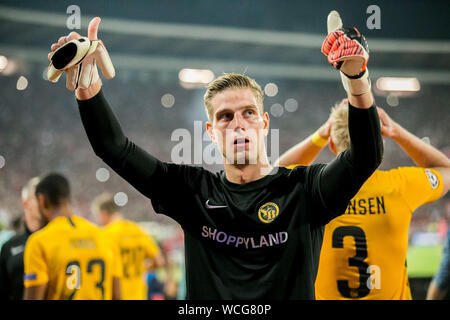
[0, 243, 11, 300]
[77, 90, 166, 199]
[308, 103, 383, 225]
[76, 90, 204, 222]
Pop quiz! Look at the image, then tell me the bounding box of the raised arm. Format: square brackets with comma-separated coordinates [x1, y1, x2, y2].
[47, 18, 162, 198]
[77, 86, 167, 200]
[316, 103, 382, 219]
[276, 118, 330, 167]
[75, 18, 106, 101]
[378, 107, 450, 196]
[310, 11, 383, 222]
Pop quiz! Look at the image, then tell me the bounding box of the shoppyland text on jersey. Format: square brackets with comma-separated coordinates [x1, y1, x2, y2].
[202, 226, 288, 249]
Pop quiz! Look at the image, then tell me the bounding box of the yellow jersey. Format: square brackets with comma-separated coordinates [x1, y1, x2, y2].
[24, 215, 121, 300]
[103, 220, 161, 300]
[314, 167, 443, 299]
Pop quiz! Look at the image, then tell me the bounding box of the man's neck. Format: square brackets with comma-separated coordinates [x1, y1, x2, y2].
[107, 214, 123, 225]
[25, 221, 41, 233]
[224, 158, 273, 184]
[49, 204, 73, 221]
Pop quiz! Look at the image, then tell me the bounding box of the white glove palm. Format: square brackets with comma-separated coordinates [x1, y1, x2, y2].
[47, 17, 115, 91]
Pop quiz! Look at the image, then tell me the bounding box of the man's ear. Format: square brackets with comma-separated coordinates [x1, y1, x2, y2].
[206, 122, 216, 143]
[37, 194, 48, 210]
[22, 198, 29, 210]
[262, 112, 270, 136]
[99, 210, 109, 224]
[328, 137, 337, 154]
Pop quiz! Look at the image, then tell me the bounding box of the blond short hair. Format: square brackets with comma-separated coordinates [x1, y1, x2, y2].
[21, 177, 40, 200]
[203, 73, 264, 122]
[91, 192, 119, 216]
[330, 100, 350, 154]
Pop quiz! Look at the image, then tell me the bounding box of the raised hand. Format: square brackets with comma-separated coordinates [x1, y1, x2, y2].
[47, 17, 115, 92]
[377, 107, 398, 138]
[321, 11, 371, 97]
[322, 11, 369, 77]
[318, 117, 332, 140]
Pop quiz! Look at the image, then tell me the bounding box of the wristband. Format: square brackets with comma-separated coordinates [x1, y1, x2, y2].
[311, 130, 328, 148]
[340, 68, 371, 96]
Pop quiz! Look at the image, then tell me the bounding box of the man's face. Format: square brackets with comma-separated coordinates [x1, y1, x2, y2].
[206, 88, 269, 165]
[97, 210, 109, 226]
[22, 194, 44, 232]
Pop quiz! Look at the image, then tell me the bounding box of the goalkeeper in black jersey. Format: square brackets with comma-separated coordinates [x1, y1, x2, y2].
[46, 12, 383, 299]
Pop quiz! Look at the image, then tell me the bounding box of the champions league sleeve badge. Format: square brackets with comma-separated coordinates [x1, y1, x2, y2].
[425, 169, 439, 189]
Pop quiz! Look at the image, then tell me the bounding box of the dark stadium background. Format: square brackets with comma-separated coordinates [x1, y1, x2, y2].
[0, 0, 449, 299]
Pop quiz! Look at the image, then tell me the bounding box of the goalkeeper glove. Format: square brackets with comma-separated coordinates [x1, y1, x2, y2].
[47, 37, 115, 91]
[321, 11, 371, 96]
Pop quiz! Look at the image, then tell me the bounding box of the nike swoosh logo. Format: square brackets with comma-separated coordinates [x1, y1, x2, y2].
[205, 199, 228, 209]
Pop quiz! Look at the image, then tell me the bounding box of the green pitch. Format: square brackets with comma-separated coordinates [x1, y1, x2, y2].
[407, 245, 443, 278]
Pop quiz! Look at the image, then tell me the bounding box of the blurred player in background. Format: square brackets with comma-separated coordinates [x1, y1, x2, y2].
[427, 230, 450, 299]
[277, 99, 450, 299]
[23, 173, 121, 300]
[0, 177, 42, 300]
[91, 193, 165, 300]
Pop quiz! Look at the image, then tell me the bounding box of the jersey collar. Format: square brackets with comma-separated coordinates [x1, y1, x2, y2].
[219, 166, 286, 191]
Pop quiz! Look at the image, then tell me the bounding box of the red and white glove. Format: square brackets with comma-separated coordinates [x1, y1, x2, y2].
[321, 11, 371, 96]
[47, 18, 115, 91]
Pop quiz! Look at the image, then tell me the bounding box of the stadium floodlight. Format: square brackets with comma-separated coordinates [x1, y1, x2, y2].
[16, 76, 28, 91]
[179, 68, 214, 88]
[161, 93, 175, 108]
[376, 77, 421, 92]
[264, 83, 278, 97]
[114, 192, 128, 207]
[0, 55, 8, 72]
[0, 58, 17, 76]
